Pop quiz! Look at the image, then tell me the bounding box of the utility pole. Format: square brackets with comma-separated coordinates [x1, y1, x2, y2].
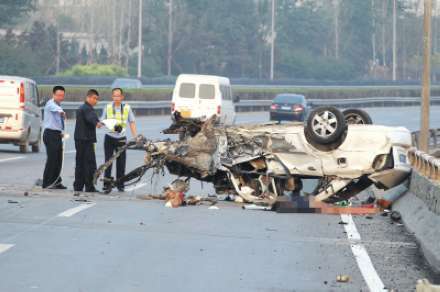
[420, 0, 433, 152]
[118, 1, 125, 65]
[382, 0, 387, 66]
[333, 0, 340, 59]
[167, 0, 173, 76]
[270, 0, 276, 80]
[392, 0, 397, 80]
[137, 0, 143, 79]
[56, 31, 61, 74]
[127, 0, 133, 69]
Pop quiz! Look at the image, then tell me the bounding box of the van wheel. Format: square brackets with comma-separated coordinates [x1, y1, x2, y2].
[304, 106, 347, 151]
[31, 128, 41, 153]
[19, 142, 28, 153]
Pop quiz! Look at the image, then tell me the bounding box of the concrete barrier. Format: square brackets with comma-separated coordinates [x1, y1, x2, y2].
[393, 171, 440, 273]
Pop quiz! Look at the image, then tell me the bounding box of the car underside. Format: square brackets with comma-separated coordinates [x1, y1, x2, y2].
[94, 107, 412, 205]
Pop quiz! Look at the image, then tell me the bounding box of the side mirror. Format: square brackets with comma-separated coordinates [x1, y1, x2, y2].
[233, 95, 240, 103]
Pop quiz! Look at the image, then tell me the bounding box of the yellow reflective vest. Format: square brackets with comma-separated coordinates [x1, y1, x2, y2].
[106, 103, 131, 128]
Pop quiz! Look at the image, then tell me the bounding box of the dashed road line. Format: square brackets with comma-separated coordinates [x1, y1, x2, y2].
[0, 244, 14, 255]
[0, 156, 25, 163]
[341, 214, 387, 292]
[57, 203, 96, 217]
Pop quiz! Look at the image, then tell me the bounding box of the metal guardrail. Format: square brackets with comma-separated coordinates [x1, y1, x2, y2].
[411, 128, 440, 149]
[61, 96, 440, 117]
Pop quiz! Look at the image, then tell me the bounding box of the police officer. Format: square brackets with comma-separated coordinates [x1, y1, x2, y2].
[73, 89, 103, 193]
[101, 88, 137, 193]
[42, 85, 67, 189]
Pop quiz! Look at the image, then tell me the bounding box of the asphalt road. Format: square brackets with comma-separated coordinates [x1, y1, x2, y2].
[0, 107, 439, 291]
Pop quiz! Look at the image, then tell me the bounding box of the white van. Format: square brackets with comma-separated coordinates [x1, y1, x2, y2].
[171, 74, 238, 125]
[0, 76, 42, 153]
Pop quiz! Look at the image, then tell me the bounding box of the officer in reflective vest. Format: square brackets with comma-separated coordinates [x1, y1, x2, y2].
[101, 88, 137, 193]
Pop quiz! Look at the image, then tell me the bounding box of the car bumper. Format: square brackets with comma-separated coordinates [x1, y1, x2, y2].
[0, 129, 26, 143]
[270, 111, 305, 121]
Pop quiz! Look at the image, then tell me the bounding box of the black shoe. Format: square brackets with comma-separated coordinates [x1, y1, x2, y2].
[85, 188, 101, 193]
[117, 188, 125, 192]
[46, 184, 67, 190]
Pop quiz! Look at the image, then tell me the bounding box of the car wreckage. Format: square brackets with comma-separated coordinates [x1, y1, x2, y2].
[94, 106, 412, 205]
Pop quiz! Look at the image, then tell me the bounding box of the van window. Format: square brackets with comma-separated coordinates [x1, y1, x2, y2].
[199, 84, 215, 99]
[220, 85, 232, 100]
[179, 83, 196, 98]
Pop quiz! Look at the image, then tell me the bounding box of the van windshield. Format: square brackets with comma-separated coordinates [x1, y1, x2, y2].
[199, 84, 215, 99]
[179, 83, 196, 98]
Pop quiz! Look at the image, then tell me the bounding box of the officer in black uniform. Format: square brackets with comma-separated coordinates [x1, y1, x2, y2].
[73, 89, 103, 193]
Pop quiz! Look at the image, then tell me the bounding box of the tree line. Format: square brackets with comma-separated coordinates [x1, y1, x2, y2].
[0, 0, 438, 81]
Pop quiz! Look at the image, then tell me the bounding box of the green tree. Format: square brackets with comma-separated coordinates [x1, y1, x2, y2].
[0, 0, 34, 26]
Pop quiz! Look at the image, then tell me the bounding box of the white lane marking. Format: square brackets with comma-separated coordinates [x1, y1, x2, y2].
[0, 244, 14, 254]
[57, 203, 96, 217]
[0, 156, 25, 163]
[125, 182, 148, 192]
[341, 214, 387, 292]
[64, 150, 76, 154]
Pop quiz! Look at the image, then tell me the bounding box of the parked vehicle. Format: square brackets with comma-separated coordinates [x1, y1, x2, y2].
[96, 107, 412, 205]
[270, 94, 308, 122]
[171, 74, 238, 125]
[111, 78, 143, 89]
[0, 76, 42, 153]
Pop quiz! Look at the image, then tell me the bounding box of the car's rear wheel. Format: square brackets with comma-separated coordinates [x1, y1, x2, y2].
[31, 128, 41, 153]
[343, 109, 373, 125]
[304, 106, 347, 150]
[19, 129, 30, 153]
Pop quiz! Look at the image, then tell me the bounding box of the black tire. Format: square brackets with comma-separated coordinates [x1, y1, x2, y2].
[19, 143, 28, 153]
[304, 106, 346, 147]
[342, 109, 373, 125]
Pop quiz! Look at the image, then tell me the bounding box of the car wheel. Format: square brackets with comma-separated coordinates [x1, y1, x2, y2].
[304, 106, 347, 148]
[343, 109, 373, 125]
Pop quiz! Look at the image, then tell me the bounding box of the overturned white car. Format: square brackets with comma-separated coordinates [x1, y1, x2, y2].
[95, 107, 412, 204]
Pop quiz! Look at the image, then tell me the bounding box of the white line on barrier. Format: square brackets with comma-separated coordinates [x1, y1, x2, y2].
[126, 182, 148, 192]
[57, 203, 96, 218]
[0, 244, 14, 255]
[0, 156, 24, 163]
[341, 214, 387, 292]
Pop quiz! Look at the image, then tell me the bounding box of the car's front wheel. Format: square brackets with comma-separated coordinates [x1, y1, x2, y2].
[304, 106, 347, 150]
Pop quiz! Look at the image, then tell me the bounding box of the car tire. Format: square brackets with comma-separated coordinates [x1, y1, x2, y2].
[304, 106, 347, 148]
[342, 109, 373, 125]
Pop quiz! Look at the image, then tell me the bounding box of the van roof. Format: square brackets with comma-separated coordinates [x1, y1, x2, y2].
[177, 74, 230, 85]
[0, 75, 36, 84]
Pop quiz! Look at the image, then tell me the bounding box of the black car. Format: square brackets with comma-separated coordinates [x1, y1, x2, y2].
[270, 94, 308, 122]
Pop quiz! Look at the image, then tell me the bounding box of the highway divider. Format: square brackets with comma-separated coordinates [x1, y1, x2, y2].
[60, 96, 440, 118]
[393, 149, 440, 273]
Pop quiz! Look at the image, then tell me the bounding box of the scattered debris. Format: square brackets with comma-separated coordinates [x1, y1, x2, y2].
[365, 216, 373, 220]
[23, 191, 29, 197]
[242, 204, 272, 211]
[390, 211, 402, 223]
[336, 275, 350, 283]
[338, 221, 348, 225]
[7, 200, 19, 204]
